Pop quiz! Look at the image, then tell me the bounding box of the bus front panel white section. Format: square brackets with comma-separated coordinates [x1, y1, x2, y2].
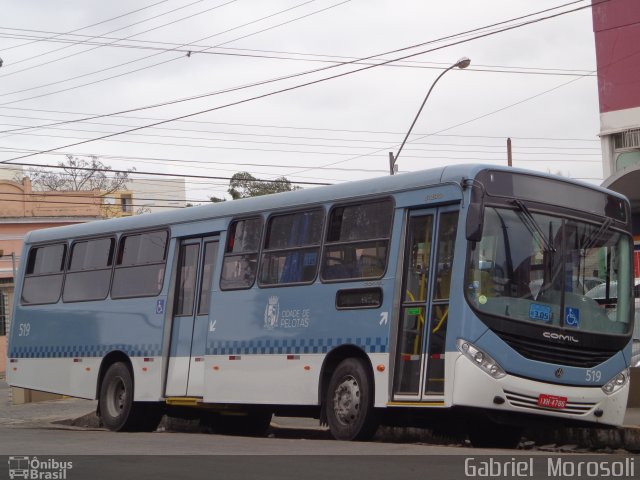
[452, 352, 629, 426]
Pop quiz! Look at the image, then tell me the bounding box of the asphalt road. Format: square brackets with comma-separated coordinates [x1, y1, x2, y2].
[1, 377, 637, 480]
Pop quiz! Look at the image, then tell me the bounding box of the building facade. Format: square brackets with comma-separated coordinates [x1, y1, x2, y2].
[592, 0, 640, 252]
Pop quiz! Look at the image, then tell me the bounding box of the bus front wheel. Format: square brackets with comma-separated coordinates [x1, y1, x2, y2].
[99, 361, 162, 432]
[325, 358, 378, 441]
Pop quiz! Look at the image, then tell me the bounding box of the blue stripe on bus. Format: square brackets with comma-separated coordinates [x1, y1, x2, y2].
[9, 336, 388, 358]
[9, 343, 162, 358]
[206, 336, 388, 355]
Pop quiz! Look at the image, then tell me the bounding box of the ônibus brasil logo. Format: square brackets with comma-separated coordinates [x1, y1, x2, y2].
[8, 456, 73, 479]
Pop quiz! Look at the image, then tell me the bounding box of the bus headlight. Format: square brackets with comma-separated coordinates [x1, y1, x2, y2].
[457, 339, 506, 379]
[601, 369, 629, 395]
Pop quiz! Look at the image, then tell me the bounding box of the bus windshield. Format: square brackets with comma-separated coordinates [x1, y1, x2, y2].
[466, 206, 633, 336]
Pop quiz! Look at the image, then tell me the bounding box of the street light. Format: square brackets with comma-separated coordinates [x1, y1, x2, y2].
[389, 56, 471, 174]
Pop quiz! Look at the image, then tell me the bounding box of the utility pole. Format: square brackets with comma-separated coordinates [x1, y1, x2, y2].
[389, 152, 397, 175]
[507, 137, 513, 167]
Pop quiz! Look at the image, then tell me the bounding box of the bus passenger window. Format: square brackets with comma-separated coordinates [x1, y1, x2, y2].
[22, 243, 67, 305]
[111, 230, 168, 299]
[63, 237, 114, 302]
[321, 199, 393, 282]
[220, 217, 263, 290]
[259, 209, 323, 286]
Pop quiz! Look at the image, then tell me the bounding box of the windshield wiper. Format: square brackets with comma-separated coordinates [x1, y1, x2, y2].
[582, 217, 613, 252]
[512, 200, 556, 253]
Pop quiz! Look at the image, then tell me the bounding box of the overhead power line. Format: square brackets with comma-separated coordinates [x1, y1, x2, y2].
[0, 0, 345, 105]
[0, 0, 169, 53]
[0, 0, 588, 131]
[0, 29, 597, 77]
[0, 105, 601, 142]
[5, 161, 332, 186]
[1, 125, 604, 157]
[0, 0, 604, 166]
[0, 0, 235, 77]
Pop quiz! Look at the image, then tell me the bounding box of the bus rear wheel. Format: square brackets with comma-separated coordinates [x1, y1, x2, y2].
[99, 361, 162, 432]
[325, 358, 378, 441]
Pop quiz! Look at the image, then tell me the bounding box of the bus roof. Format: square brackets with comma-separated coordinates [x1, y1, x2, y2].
[24, 164, 626, 245]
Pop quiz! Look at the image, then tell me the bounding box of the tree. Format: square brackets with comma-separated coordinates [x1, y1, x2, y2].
[224, 171, 300, 200]
[26, 155, 135, 194]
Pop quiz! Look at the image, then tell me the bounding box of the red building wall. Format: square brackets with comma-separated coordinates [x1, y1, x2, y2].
[592, 0, 640, 113]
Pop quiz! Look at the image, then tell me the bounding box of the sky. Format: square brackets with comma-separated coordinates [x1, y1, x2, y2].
[0, 0, 604, 204]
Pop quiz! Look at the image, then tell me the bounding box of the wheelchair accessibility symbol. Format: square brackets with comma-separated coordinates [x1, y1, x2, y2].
[565, 307, 580, 328]
[156, 299, 165, 315]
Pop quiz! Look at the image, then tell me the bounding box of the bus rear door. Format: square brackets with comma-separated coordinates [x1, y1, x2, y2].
[165, 236, 219, 397]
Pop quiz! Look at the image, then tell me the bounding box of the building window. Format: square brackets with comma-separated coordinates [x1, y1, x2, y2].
[616, 151, 640, 171]
[121, 194, 133, 213]
[614, 129, 640, 172]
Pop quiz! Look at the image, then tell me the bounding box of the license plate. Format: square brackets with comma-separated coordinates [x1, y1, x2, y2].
[537, 394, 567, 409]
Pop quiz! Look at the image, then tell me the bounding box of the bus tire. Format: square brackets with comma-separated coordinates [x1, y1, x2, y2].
[325, 358, 378, 441]
[99, 361, 162, 432]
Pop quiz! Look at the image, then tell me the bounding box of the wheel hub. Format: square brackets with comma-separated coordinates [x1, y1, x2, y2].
[333, 375, 360, 425]
[106, 376, 126, 418]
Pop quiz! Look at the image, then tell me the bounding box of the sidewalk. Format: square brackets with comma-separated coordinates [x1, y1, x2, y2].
[0, 376, 97, 429]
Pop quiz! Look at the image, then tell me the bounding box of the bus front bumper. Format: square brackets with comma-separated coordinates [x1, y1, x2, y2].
[452, 352, 629, 426]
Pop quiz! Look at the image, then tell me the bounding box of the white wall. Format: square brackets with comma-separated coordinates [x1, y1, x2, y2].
[0, 166, 23, 181]
[127, 177, 186, 214]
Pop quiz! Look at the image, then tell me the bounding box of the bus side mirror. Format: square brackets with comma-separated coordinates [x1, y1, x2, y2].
[466, 202, 484, 242]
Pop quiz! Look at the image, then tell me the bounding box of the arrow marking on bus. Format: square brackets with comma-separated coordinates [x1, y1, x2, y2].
[209, 320, 217, 332]
[379, 312, 388, 325]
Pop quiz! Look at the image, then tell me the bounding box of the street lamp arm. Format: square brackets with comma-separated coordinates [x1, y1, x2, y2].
[391, 56, 470, 170]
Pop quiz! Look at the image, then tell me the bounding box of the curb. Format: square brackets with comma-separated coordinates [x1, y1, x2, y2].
[525, 424, 640, 452]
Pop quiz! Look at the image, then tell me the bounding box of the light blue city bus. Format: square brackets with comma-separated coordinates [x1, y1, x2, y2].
[7, 165, 634, 448]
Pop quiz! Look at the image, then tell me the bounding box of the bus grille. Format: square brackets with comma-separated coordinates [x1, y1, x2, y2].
[504, 390, 595, 415]
[495, 331, 616, 368]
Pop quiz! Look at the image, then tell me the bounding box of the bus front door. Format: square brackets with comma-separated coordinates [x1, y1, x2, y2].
[165, 237, 219, 398]
[392, 207, 459, 401]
